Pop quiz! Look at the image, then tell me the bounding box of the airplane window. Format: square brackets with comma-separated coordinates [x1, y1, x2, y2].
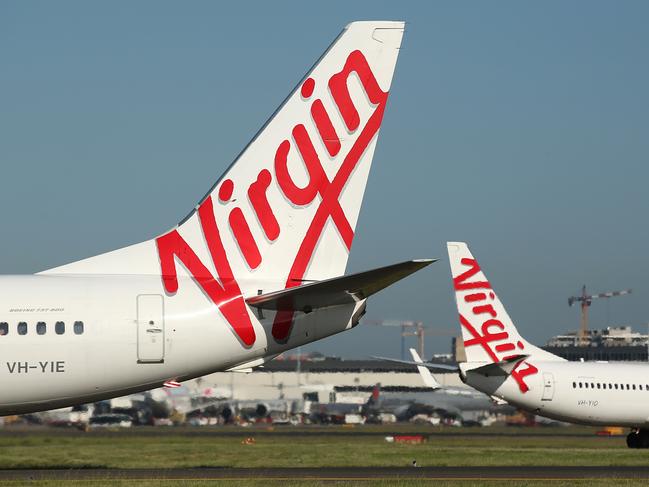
[640, 385, 643, 391]
[626, 384, 630, 390]
[36, 322, 46, 335]
[572, 382, 576, 388]
[73, 321, 84, 335]
[0, 322, 7, 335]
[55, 321, 65, 335]
[579, 382, 583, 388]
[597, 383, 601, 389]
[584, 383, 588, 389]
[17, 322, 27, 335]
[591, 383, 595, 388]
[609, 383, 613, 389]
[633, 385, 636, 390]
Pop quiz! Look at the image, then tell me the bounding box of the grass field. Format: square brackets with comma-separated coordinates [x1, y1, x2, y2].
[0, 425, 638, 469]
[3, 482, 648, 487]
[0, 425, 646, 485]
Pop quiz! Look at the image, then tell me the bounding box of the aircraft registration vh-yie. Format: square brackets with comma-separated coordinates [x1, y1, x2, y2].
[0, 21, 435, 415]
[446, 242, 649, 448]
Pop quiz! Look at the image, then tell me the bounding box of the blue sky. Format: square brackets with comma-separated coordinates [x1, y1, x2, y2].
[2, 1, 648, 358]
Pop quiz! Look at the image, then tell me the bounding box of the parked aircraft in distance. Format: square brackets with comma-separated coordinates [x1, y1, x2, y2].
[447, 242, 648, 448]
[371, 349, 508, 423]
[0, 21, 434, 415]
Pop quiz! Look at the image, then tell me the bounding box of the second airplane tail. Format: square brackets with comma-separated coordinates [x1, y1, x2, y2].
[447, 242, 563, 365]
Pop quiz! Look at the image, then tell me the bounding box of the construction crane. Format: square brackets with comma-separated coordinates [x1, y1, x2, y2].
[364, 319, 456, 360]
[568, 285, 632, 343]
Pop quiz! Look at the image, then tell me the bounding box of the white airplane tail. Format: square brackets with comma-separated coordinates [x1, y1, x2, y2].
[41, 22, 406, 344]
[447, 242, 563, 391]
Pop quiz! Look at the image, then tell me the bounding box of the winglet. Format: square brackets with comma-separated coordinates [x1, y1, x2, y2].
[409, 348, 442, 390]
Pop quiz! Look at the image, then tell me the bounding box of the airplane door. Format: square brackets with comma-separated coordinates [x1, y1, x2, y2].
[541, 372, 555, 401]
[137, 294, 165, 363]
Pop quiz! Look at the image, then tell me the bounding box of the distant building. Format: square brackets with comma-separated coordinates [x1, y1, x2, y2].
[201, 356, 465, 403]
[452, 337, 466, 363]
[451, 326, 649, 362]
[546, 326, 647, 348]
[543, 325, 649, 361]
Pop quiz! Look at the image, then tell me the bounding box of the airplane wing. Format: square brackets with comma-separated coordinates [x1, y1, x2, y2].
[246, 259, 436, 311]
[371, 356, 459, 372]
[371, 349, 458, 390]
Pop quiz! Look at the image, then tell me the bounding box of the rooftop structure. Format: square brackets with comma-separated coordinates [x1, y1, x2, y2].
[543, 325, 649, 362]
[546, 326, 647, 348]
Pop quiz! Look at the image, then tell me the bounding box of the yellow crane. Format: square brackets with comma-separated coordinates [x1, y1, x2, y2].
[568, 285, 632, 344]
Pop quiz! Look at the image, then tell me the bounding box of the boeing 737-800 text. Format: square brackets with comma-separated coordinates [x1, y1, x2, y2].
[0, 21, 435, 415]
[447, 242, 649, 448]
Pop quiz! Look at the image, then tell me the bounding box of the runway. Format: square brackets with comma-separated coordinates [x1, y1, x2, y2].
[2, 466, 649, 481]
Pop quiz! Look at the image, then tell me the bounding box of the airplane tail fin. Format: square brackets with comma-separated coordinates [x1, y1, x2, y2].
[43, 21, 406, 290]
[447, 242, 563, 365]
[370, 383, 380, 405]
[41, 22, 406, 347]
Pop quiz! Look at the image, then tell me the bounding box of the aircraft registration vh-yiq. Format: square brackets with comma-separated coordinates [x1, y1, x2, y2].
[446, 242, 649, 448]
[0, 21, 435, 415]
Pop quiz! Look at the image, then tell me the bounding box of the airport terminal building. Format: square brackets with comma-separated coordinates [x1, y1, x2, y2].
[200, 355, 465, 402]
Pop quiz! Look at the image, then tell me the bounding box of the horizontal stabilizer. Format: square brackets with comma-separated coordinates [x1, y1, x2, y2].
[247, 259, 436, 312]
[466, 355, 529, 377]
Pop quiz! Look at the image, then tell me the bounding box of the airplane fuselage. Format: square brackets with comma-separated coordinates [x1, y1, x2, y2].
[0, 274, 362, 415]
[464, 361, 649, 427]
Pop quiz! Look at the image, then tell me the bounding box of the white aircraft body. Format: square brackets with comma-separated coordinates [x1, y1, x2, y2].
[447, 242, 649, 448]
[0, 21, 434, 416]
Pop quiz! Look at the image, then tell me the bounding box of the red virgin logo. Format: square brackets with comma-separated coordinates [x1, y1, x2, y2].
[155, 50, 390, 347]
[454, 258, 538, 393]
